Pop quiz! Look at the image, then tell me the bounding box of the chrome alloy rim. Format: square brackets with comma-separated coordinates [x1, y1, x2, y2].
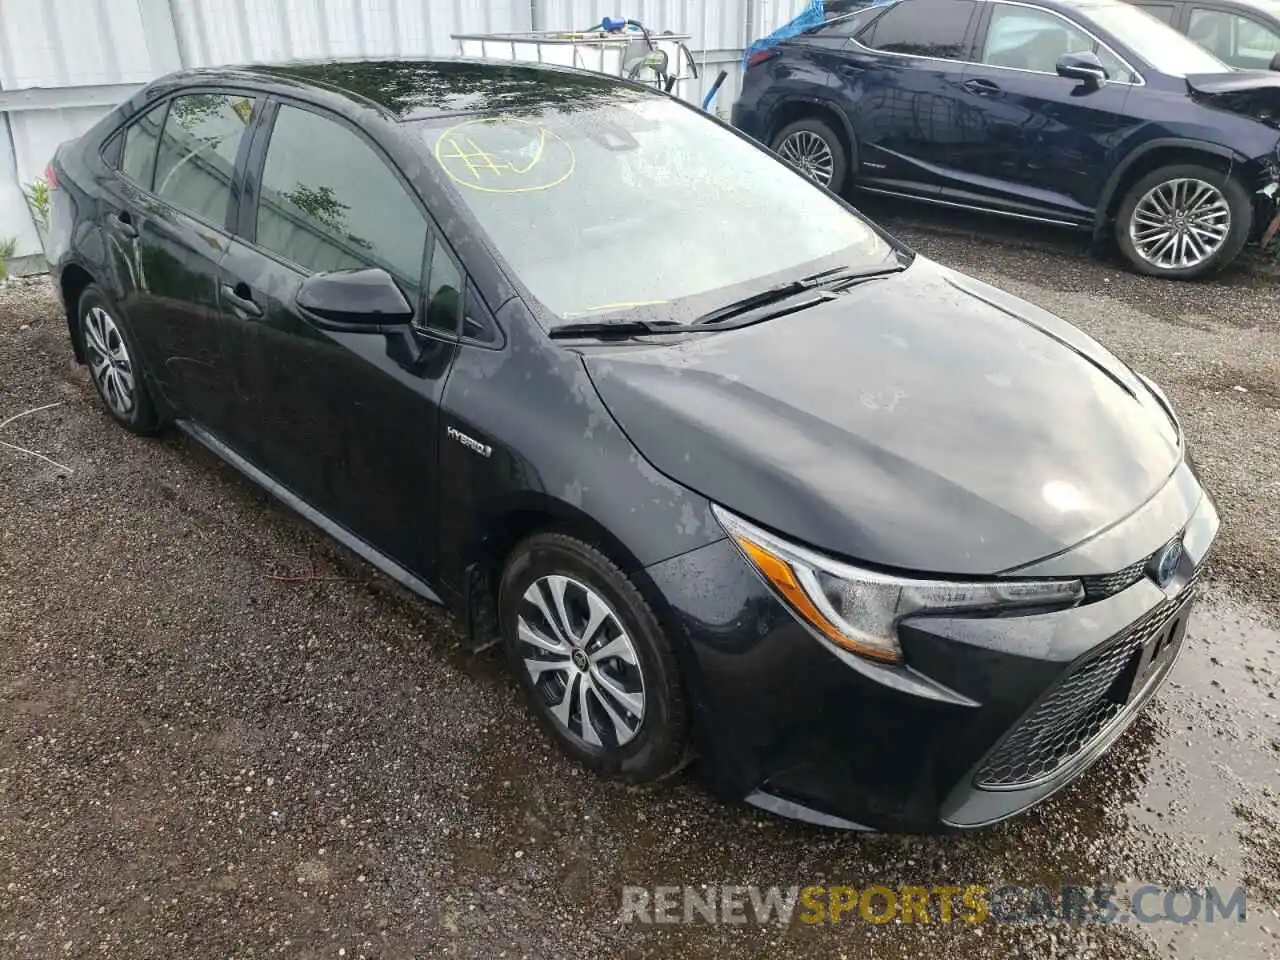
[1129, 178, 1231, 271]
[517, 575, 645, 748]
[778, 130, 835, 186]
[83, 306, 135, 417]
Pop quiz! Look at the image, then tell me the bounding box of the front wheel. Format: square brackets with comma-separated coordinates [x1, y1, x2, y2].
[498, 533, 688, 783]
[1114, 164, 1252, 280]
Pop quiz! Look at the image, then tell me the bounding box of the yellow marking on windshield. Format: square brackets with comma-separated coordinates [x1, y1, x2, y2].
[434, 117, 575, 194]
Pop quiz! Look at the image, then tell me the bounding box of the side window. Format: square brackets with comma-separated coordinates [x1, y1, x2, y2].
[980, 5, 1136, 81]
[154, 93, 255, 223]
[857, 0, 977, 59]
[810, 9, 875, 37]
[1140, 3, 1178, 25]
[420, 239, 464, 336]
[255, 104, 427, 296]
[119, 103, 165, 189]
[1190, 8, 1280, 68]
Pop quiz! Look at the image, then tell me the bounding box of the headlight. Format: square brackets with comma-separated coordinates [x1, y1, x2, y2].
[712, 505, 1084, 664]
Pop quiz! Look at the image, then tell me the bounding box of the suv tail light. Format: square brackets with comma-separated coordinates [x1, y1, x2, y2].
[746, 47, 781, 69]
[44, 162, 58, 189]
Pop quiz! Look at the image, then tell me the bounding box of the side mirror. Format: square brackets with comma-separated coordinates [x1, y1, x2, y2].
[1056, 52, 1108, 88]
[295, 267, 413, 330]
[1270, 52, 1280, 71]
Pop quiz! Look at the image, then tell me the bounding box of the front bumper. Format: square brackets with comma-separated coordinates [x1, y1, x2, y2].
[645, 468, 1218, 832]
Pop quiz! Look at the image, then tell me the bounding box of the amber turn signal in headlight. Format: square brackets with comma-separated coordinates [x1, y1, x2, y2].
[713, 505, 1084, 664]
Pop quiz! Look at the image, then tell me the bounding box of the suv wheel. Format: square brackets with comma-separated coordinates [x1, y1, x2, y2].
[772, 118, 849, 192]
[78, 285, 160, 434]
[1115, 164, 1251, 279]
[498, 533, 688, 783]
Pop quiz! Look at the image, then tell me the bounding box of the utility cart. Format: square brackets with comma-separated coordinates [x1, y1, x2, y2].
[453, 20, 699, 102]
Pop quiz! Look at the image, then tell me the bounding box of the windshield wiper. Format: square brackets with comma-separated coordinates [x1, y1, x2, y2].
[547, 263, 907, 339]
[548, 319, 688, 340]
[692, 262, 906, 327]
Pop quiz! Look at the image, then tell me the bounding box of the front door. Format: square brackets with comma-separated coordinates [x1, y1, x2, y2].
[218, 100, 460, 581]
[952, 2, 1136, 221]
[836, 0, 980, 195]
[102, 92, 258, 434]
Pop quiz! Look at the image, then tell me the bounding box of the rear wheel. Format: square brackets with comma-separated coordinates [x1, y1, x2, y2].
[78, 285, 160, 434]
[772, 117, 849, 192]
[499, 533, 688, 783]
[1114, 164, 1251, 279]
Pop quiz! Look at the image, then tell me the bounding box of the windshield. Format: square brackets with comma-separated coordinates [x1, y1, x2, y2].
[414, 97, 897, 327]
[1080, 1, 1230, 75]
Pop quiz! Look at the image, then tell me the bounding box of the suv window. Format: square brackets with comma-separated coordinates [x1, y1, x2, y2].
[1189, 7, 1280, 68]
[857, 0, 977, 58]
[1138, 3, 1178, 24]
[981, 4, 1137, 82]
[119, 103, 164, 188]
[154, 94, 255, 224]
[810, 8, 879, 37]
[256, 104, 428, 291]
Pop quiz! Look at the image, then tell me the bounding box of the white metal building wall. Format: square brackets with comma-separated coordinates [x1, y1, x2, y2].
[0, 0, 809, 270]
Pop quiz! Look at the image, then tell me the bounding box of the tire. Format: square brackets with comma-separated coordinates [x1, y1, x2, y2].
[1114, 163, 1252, 280]
[771, 117, 850, 193]
[498, 533, 688, 783]
[78, 285, 161, 435]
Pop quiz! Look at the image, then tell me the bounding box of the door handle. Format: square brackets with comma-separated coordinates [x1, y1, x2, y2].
[221, 282, 264, 319]
[108, 211, 138, 239]
[963, 77, 1002, 96]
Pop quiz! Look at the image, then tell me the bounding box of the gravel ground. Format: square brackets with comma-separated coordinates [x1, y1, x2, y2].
[1, 210, 1278, 960]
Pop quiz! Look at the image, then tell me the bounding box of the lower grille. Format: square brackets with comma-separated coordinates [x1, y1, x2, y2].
[975, 577, 1199, 789]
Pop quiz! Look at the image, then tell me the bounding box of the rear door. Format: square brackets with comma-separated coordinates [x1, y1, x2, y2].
[951, 2, 1138, 220]
[835, 0, 980, 195]
[101, 91, 258, 433]
[218, 99, 460, 580]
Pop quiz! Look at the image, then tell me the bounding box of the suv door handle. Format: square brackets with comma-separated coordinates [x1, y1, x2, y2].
[108, 211, 138, 239]
[221, 282, 264, 319]
[963, 77, 1002, 96]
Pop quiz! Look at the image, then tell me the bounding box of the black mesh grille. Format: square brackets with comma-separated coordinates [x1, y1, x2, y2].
[1080, 558, 1147, 599]
[975, 576, 1199, 789]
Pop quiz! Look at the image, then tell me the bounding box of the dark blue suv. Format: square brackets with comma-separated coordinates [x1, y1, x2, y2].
[732, 0, 1280, 278]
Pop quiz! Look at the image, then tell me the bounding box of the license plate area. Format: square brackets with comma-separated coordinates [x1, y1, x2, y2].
[1107, 606, 1191, 705]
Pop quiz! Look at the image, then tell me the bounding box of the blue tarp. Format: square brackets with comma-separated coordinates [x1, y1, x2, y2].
[741, 0, 827, 68]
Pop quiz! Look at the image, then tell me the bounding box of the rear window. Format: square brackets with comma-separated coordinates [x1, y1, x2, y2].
[857, 0, 978, 58]
[412, 97, 895, 328]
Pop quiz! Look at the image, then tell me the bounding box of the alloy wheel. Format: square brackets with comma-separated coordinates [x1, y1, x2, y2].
[1128, 177, 1231, 271]
[516, 575, 646, 748]
[82, 306, 136, 418]
[778, 130, 835, 187]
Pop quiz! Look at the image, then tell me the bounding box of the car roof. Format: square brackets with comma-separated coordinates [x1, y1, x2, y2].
[164, 57, 655, 122]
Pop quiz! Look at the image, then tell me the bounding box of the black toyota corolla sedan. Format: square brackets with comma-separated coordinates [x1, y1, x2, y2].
[45, 58, 1218, 831]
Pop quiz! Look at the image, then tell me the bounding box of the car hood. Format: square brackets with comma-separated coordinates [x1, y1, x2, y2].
[1187, 71, 1280, 127]
[583, 259, 1182, 575]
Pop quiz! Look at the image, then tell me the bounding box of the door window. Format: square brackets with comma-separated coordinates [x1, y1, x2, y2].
[418, 239, 465, 336]
[857, 0, 977, 59]
[153, 94, 255, 224]
[1189, 8, 1280, 68]
[981, 5, 1137, 81]
[120, 103, 165, 189]
[255, 104, 428, 293]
